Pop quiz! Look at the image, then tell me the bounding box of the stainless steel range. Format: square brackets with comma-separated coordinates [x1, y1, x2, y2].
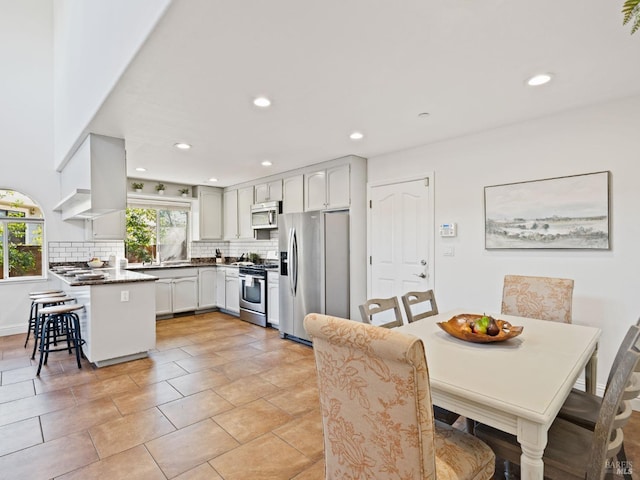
[238, 265, 271, 327]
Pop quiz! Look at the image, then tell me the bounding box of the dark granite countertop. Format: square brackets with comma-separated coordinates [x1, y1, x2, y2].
[127, 262, 238, 271]
[50, 268, 157, 286]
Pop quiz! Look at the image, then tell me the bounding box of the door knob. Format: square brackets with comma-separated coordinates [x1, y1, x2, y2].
[413, 273, 426, 279]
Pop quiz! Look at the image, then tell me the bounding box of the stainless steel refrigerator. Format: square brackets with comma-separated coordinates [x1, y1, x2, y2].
[279, 210, 350, 343]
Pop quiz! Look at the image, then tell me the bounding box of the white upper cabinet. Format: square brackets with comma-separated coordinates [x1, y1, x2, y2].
[238, 186, 254, 239]
[223, 186, 254, 240]
[254, 180, 282, 203]
[283, 174, 304, 214]
[196, 186, 222, 240]
[326, 164, 351, 209]
[85, 209, 125, 240]
[223, 190, 238, 240]
[304, 164, 350, 211]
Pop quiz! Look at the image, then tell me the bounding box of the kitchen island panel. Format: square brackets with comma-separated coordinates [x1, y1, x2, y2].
[53, 271, 157, 367]
[85, 282, 156, 366]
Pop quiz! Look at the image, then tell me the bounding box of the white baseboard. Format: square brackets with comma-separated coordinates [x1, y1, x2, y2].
[0, 324, 28, 337]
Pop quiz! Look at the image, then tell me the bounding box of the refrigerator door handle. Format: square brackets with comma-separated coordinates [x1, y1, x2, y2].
[288, 227, 296, 296]
[291, 227, 299, 296]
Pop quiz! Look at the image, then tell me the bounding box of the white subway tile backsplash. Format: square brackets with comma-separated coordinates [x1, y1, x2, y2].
[48, 241, 125, 264]
[190, 237, 278, 260]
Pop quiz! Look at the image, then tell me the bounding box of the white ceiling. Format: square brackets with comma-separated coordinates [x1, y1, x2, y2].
[89, 0, 640, 188]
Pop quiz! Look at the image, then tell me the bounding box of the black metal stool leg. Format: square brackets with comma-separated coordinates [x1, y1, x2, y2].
[71, 313, 83, 369]
[31, 311, 43, 360]
[24, 301, 36, 347]
[36, 314, 51, 376]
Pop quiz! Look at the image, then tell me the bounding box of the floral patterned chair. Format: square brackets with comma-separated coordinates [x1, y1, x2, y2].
[304, 313, 495, 480]
[501, 274, 574, 323]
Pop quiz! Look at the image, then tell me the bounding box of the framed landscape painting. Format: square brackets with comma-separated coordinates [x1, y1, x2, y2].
[484, 171, 610, 249]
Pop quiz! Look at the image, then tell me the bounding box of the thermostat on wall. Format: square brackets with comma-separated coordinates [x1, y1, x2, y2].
[439, 223, 457, 237]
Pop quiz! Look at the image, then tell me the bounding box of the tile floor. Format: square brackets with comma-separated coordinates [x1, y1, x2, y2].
[0, 311, 637, 479]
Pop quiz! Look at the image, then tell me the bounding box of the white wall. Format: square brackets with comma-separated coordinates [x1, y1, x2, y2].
[0, 0, 67, 335]
[53, 0, 171, 166]
[368, 95, 640, 391]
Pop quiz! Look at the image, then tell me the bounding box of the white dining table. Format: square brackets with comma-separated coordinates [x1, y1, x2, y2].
[395, 308, 601, 480]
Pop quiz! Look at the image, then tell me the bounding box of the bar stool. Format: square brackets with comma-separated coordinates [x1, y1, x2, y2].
[36, 303, 86, 376]
[25, 290, 65, 348]
[29, 295, 76, 359]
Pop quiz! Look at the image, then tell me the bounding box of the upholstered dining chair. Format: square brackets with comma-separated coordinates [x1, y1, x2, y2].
[359, 296, 404, 328]
[474, 329, 640, 480]
[304, 313, 495, 480]
[501, 274, 574, 323]
[401, 289, 439, 323]
[501, 275, 598, 394]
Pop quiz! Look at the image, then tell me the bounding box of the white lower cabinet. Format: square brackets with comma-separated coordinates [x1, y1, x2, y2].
[148, 268, 199, 316]
[224, 268, 239, 314]
[144, 266, 241, 317]
[198, 267, 217, 309]
[155, 279, 173, 315]
[215, 268, 226, 308]
[172, 277, 198, 312]
[267, 271, 279, 326]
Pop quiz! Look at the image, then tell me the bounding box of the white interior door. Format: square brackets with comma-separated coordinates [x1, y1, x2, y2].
[368, 177, 433, 323]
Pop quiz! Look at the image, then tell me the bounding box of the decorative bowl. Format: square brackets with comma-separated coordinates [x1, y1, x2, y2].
[87, 260, 104, 268]
[437, 313, 523, 343]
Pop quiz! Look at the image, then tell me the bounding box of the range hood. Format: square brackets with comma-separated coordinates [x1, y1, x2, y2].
[54, 134, 127, 220]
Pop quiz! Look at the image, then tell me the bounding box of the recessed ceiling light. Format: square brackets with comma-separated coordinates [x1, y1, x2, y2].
[527, 73, 553, 86]
[261, 160, 272, 166]
[253, 96, 271, 108]
[418, 112, 430, 118]
[208, 177, 218, 182]
[349, 131, 364, 140]
[174, 142, 191, 150]
[135, 167, 147, 172]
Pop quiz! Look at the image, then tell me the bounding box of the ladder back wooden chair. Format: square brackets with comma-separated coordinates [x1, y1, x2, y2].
[401, 289, 439, 323]
[359, 296, 403, 328]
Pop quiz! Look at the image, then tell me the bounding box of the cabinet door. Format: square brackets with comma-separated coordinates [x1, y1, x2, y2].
[267, 274, 279, 326]
[86, 210, 125, 240]
[223, 190, 238, 240]
[200, 189, 222, 240]
[283, 175, 304, 214]
[198, 268, 217, 309]
[225, 275, 239, 314]
[173, 277, 198, 312]
[267, 180, 282, 202]
[305, 170, 327, 211]
[326, 164, 350, 209]
[155, 279, 173, 315]
[237, 186, 254, 239]
[255, 180, 282, 203]
[254, 183, 269, 203]
[215, 268, 226, 307]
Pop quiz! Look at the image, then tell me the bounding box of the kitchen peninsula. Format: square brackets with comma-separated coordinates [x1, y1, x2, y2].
[50, 267, 157, 367]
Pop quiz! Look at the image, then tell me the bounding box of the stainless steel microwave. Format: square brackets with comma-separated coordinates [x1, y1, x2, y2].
[251, 201, 281, 229]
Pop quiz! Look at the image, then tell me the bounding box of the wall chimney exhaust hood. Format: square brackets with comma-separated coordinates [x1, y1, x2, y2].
[54, 134, 127, 220]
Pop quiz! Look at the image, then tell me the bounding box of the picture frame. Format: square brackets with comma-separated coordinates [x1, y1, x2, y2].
[484, 171, 610, 249]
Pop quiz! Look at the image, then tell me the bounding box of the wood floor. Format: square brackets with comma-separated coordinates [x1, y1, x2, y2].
[0, 311, 638, 479]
